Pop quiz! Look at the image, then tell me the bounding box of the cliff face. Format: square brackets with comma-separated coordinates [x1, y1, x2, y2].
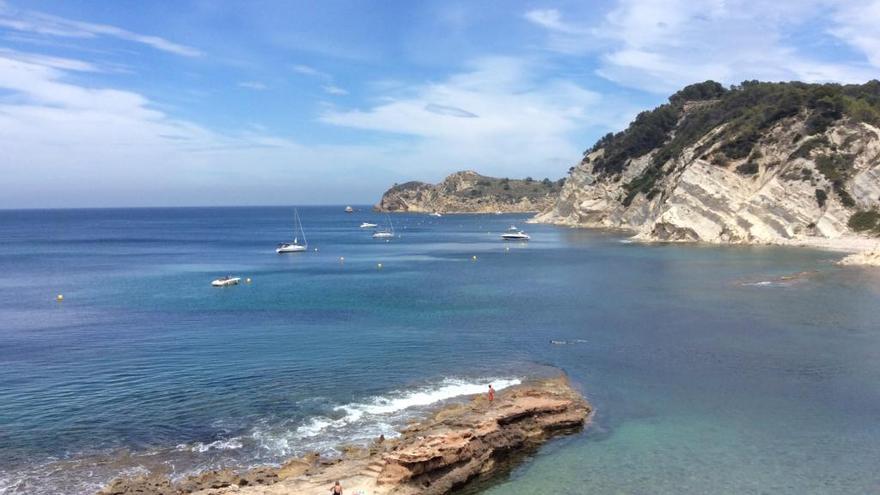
[376, 171, 562, 213]
[535, 81, 880, 246]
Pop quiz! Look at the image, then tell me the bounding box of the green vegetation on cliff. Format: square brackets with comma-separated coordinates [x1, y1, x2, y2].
[587, 80, 880, 205]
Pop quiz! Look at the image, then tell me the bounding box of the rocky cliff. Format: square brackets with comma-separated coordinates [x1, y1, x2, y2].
[98, 376, 589, 495]
[376, 171, 562, 213]
[535, 81, 880, 249]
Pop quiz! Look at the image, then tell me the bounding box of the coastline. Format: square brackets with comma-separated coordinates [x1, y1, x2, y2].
[98, 376, 590, 495]
[529, 215, 880, 256]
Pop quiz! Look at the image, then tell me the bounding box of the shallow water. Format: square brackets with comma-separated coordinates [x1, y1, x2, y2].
[1, 207, 879, 494]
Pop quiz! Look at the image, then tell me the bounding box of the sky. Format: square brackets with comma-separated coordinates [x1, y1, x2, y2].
[0, 0, 878, 208]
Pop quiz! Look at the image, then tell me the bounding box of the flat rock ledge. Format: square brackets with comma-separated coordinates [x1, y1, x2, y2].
[98, 376, 590, 495]
[839, 248, 880, 267]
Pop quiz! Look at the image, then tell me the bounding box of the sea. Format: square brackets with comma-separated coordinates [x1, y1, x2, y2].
[1, 206, 879, 494]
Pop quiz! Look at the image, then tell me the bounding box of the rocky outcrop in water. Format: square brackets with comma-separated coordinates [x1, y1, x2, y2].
[839, 248, 880, 267]
[376, 171, 562, 213]
[98, 376, 590, 495]
[535, 81, 880, 253]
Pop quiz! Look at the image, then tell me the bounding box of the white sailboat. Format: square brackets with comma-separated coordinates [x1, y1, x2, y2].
[212, 276, 241, 287]
[372, 214, 395, 239]
[276, 209, 308, 253]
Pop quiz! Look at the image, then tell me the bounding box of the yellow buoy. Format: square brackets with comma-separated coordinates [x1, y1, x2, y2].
[472, 255, 477, 261]
[377, 263, 383, 269]
[56, 294, 64, 302]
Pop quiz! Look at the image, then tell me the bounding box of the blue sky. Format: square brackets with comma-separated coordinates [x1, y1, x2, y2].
[0, 0, 878, 207]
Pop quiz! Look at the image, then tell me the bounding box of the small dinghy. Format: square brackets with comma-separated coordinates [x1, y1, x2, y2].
[212, 276, 241, 287]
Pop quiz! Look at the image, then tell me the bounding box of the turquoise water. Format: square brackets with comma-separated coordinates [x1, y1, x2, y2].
[1, 207, 879, 494]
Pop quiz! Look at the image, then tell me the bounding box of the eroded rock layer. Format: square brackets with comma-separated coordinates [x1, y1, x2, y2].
[535, 81, 880, 250]
[98, 376, 590, 495]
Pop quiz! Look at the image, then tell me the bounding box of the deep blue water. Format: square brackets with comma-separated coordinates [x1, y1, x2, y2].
[1, 207, 879, 494]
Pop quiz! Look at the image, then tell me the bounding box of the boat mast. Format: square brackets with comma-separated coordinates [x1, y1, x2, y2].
[295, 208, 307, 246]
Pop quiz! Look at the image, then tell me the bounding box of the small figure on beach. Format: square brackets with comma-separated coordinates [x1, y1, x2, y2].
[331, 480, 343, 494]
[488, 384, 495, 403]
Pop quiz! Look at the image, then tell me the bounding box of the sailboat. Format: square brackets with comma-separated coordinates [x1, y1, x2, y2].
[372, 214, 395, 239]
[276, 209, 308, 253]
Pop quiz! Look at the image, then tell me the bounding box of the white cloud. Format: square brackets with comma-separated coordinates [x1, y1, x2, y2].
[527, 0, 878, 93]
[0, 4, 202, 57]
[524, 9, 581, 34]
[292, 64, 330, 79]
[828, 0, 880, 68]
[239, 81, 268, 90]
[0, 50, 396, 207]
[320, 57, 631, 180]
[322, 84, 348, 95]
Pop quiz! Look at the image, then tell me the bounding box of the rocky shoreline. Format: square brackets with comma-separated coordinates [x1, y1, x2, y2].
[98, 376, 590, 495]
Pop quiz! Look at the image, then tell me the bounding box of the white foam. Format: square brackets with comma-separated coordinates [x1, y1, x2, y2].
[262, 377, 521, 453]
[186, 438, 244, 452]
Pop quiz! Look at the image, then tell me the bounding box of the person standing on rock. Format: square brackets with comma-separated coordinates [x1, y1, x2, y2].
[488, 384, 495, 404]
[331, 480, 343, 494]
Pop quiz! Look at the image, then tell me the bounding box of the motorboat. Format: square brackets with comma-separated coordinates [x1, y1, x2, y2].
[345, 206, 354, 213]
[501, 230, 530, 241]
[360, 222, 378, 228]
[429, 212, 442, 217]
[276, 209, 308, 253]
[212, 276, 241, 287]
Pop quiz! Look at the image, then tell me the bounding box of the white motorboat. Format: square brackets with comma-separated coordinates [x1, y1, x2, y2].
[345, 206, 354, 213]
[429, 212, 442, 217]
[212, 276, 241, 287]
[501, 230, 530, 241]
[372, 214, 395, 239]
[276, 209, 308, 253]
[360, 222, 378, 228]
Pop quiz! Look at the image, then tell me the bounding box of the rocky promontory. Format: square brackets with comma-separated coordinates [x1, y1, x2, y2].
[376, 171, 563, 213]
[98, 376, 590, 495]
[535, 80, 880, 255]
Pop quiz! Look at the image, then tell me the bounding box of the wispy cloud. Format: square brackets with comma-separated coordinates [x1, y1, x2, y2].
[0, 4, 202, 57]
[527, 0, 877, 93]
[320, 56, 632, 179]
[292, 64, 330, 79]
[322, 84, 348, 95]
[238, 81, 268, 90]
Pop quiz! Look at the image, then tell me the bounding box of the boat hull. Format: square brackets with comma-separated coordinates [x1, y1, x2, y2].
[276, 244, 307, 253]
[211, 277, 241, 287]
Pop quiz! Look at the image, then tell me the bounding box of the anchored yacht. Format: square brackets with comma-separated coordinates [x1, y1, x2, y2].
[211, 276, 241, 287]
[501, 230, 530, 241]
[276, 209, 308, 253]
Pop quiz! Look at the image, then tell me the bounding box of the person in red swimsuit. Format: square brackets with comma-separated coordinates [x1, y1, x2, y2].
[488, 384, 495, 403]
